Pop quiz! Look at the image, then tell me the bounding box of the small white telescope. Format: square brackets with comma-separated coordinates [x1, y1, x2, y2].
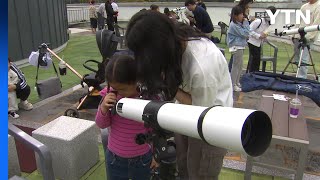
[116, 98, 272, 157]
[275, 25, 320, 36]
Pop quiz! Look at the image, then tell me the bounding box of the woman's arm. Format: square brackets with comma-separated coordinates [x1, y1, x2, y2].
[175, 88, 192, 105]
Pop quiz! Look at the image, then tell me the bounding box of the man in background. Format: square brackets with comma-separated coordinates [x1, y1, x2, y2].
[97, 2, 105, 30]
[292, 0, 320, 78]
[196, 0, 206, 11]
[111, 0, 119, 24]
[185, 0, 214, 37]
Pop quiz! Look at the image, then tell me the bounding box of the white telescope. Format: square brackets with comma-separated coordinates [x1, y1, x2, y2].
[275, 25, 320, 36]
[116, 98, 272, 157]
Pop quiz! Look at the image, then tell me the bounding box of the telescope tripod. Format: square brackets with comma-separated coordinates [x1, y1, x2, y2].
[281, 33, 318, 81]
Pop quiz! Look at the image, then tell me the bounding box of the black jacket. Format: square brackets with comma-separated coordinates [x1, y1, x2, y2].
[193, 6, 214, 33]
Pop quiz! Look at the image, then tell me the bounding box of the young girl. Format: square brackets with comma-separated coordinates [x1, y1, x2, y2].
[95, 55, 156, 180]
[227, 5, 250, 91]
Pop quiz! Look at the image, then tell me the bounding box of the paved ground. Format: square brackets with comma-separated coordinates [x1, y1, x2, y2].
[8, 83, 320, 179]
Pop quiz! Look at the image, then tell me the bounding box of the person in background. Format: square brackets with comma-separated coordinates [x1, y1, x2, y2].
[97, 2, 105, 30]
[95, 55, 158, 180]
[292, 0, 320, 78]
[8, 59, 20, 119]
[164, 7, 170, 15]
[8, 58, 33, 116]
[247, 6, 276, 72]
[89, 0, 97, 33]
[229, 0, 254, 71]
[185, 0, 214, 37]
[227, 5, 250, 92]
[196, 0, 206, 11]
[125, 10, 233, 180]
[150, 4, 160, 12]
[105, 0, 118, 31]
[111, 0, 119, 24]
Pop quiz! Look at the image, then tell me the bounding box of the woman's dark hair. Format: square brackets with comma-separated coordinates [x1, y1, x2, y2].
[90, 0, 95, 4]
[231, 5, 244, 23]
[150, 4, 159, 11]
[126, 10, 207, 100]
[105, 55, 137, 84]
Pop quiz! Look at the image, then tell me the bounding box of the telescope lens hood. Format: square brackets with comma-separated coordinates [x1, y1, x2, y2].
[241, 111, 272, 156]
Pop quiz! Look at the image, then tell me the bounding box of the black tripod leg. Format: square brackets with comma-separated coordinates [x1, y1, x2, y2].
[307, 48, 318, 80]
[282, 53, 295, 75]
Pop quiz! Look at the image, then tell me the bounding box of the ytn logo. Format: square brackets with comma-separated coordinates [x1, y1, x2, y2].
[265, 9, 311, 25]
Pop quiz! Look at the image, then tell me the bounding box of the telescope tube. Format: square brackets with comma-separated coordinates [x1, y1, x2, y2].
[116, 98, 272, 157]
[281, 25, 320, 36]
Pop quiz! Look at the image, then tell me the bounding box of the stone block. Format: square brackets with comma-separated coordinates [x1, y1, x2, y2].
[32, 116, 99, 180]
[8, 135, 21, 178]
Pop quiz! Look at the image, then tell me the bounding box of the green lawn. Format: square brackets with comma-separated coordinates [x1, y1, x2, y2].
[20, 31, 320, 104]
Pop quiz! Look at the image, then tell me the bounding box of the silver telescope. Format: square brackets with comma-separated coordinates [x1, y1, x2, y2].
[275, 25, 320, 36]
[116, 98, 272, 157]
[172, 7, 186, 12]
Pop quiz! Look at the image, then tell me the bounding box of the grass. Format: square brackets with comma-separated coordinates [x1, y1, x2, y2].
[20, 30, 320, 104]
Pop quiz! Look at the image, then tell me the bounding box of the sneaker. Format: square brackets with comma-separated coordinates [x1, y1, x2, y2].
[236, 83, 242, 88]
[233, 85, 242, 92]
[18, 100, 33, 111]
[8, 111, 19, 119]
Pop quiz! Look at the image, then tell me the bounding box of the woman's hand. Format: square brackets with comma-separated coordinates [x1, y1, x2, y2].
[100, 92, 117, 114]
[150, 157, 159, 169]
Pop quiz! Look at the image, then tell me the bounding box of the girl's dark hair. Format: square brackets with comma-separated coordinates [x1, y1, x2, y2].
[105, 55, 137, 84]
[125, 10, 206, 100]
[231, 5, 244, 23]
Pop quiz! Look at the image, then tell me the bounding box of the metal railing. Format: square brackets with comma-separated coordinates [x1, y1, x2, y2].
[67, 7, 90, 23]
[8, 123, 55, 180]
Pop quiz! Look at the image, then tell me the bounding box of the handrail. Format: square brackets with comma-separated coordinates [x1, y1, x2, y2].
[8, 123, 55, 180]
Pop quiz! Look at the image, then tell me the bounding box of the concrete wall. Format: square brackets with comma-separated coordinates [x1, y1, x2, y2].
[9, 0, 69, 62]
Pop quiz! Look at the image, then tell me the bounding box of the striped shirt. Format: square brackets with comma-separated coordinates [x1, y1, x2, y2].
[95, 88, 151, 158]
[10, 63, 27, 90]
[89, 5, 97, 19]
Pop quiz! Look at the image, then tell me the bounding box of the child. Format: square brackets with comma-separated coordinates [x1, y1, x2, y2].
[227, 5, 250, 91]
[8, 60, 19, 118]
[247, 6, 276, 72]
[95, 55, 157, 180]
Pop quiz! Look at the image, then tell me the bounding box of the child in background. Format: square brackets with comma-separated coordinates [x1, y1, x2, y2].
[8, 60, 19, 118]
[95, 55, 157, 180]
[247, 6, 277, 72]
[227, 5, 250, 92]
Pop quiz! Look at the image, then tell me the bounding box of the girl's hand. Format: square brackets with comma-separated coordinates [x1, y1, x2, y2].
[150, 157, 159, 169]
[100, 92, 117, 114]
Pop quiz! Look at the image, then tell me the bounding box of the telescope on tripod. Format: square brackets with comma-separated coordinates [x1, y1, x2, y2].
[275, 25, 319, 80]
[116, 98, 272, 157]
